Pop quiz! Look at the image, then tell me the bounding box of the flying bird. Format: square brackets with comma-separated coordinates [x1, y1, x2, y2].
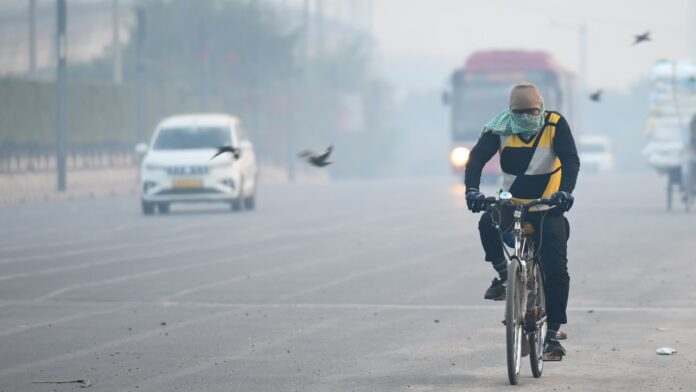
[589, 90, 602, 102]
[632, 31, 651, 45]
[211, 145, 240, 160]
[298, 145, 333, 167]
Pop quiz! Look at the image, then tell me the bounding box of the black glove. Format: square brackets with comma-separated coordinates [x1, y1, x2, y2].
[549, 191, 574, 212]
[466, 189, 487, 213]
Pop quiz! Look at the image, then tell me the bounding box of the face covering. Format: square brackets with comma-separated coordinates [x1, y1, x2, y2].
[481, 104, 545, 138]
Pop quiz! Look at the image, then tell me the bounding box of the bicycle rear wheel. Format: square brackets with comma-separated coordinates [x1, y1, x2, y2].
[506, 257, 524, 385]
[529, 262, 547, 378]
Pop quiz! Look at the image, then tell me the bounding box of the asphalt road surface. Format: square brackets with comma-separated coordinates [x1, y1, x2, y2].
[1, 172, 695, 392]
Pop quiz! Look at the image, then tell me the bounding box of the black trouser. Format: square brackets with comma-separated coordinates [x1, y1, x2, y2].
[478, 209, 570, 325]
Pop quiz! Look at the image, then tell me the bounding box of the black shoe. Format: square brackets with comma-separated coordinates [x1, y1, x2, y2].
[484, 278, 506, 300]
[542, 339, 566, 361]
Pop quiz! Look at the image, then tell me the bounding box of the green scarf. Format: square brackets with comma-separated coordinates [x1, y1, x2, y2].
[481, 106, 545, 138]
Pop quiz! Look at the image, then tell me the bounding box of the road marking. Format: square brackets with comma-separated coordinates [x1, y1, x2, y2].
[148, 302, 696, 314]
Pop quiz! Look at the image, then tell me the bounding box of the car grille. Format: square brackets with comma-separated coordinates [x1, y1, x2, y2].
[156, 188, 221, 196]
[166, 165, 210, 176]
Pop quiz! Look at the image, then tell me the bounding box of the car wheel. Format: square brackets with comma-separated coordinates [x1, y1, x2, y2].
[243, 194, 255, 210]
[231, 178, 243, 212]
[142, 200, 155, 215]
[158, 202, 170, 214]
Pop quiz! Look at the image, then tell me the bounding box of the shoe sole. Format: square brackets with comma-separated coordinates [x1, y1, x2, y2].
[484, 293, 506, 301]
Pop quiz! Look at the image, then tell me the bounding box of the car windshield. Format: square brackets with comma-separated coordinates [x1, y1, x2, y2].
[580, 143, 607, 153]
[153, 127, 231, 150]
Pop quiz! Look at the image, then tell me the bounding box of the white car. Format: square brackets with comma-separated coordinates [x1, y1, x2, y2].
[578, 135, 615, 173]
[137, 114, 258, 215]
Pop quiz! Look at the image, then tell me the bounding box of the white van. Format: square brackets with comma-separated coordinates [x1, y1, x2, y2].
[137, 114, 258, 215]
[578, 135, 615, 173]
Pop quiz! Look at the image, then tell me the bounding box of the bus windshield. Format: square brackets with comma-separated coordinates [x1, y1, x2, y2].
[451, 71, 561, 141]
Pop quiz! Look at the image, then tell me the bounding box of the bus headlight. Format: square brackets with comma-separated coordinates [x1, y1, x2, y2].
[450, 147, 470, 168]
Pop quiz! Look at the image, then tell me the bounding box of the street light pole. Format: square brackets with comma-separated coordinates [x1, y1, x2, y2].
[28, 0, 37, 77]
[135, 7, 147, 143]
[56, 0, 68, 192]
[112, 0, 122, 85]
[578, 23, 587, 133]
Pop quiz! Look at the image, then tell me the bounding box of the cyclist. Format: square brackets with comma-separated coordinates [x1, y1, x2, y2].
[464, 82, 580, 360]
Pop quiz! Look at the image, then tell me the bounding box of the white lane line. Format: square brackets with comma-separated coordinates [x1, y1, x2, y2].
[0, 221, 298, 282]
[0, 306, 129, 338]
[0, 212, 455, 336]
[32, 241, 306, 302]
[160, 214, 459, 303]
[147, 302, 696, 314]
[124, 309, 426, 392]
[0, 307, 241, 379]
[0, 233, 203, 265]
[158, 241, 400, 303]
[275, 245, 463, 301]
[0, 225, 422, 336]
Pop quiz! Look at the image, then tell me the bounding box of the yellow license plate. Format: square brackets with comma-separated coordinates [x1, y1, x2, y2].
[173, 179, 203, 189]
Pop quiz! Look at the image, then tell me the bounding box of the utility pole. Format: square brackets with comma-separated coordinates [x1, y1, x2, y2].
[690, 1, 696, 59]
[28, 0, 37, 77]
[112, 0, 122, 85]
[578, 23, 587, 133]
[135, 7, 147, 143]
[315, 0, 324, 57]
[56, 0, 67, 191]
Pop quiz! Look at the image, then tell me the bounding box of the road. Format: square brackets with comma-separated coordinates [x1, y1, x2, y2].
[0, 172, 695, 391]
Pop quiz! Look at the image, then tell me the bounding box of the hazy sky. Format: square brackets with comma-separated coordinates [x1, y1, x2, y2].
[372, 0, 693, 92]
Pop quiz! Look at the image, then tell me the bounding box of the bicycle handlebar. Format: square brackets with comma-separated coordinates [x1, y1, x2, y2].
[484, 196, 557, 210]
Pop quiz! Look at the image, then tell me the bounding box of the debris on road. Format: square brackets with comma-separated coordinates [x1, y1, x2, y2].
[656, 347, 677, 355]
[32, 379, 92, 388]
[434, 320, 440, 323]
[587, 310, 594, 313]
[160, 322, 166, 326]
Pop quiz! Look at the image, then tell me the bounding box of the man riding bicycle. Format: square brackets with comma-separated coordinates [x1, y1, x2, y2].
[464, 82, 580, 360]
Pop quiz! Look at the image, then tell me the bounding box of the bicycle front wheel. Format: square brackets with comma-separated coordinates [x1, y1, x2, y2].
[506, 257, 524, 385]
[529, 263, 547, 378]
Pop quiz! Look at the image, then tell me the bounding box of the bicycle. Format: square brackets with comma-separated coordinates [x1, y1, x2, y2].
[485, 192, 556, 385]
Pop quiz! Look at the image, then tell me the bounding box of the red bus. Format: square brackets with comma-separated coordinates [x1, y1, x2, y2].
[445, 50, 575, 182]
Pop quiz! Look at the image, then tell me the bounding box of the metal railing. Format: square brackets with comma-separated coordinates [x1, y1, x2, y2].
[0, 144, 136, 173]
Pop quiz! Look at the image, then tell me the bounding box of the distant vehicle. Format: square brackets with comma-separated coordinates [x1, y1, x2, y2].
[643, 59, 696, 211]
[578, 135, 615, 172]
[444, 50, 576, 182]
[136, 114, 258, 215]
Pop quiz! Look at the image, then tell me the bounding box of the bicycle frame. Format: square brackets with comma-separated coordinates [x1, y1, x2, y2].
[485, 192, 554, 384]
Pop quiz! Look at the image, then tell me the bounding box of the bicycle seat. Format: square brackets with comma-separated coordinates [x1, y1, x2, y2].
[522, 222, 535, 236]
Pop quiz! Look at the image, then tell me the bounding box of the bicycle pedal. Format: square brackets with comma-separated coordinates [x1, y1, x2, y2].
[542, 352, 563, 361]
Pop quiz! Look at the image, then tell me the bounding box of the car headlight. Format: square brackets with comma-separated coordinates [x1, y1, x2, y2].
[450, 147, 470, 168]
[211, 159, 233, 168]
[144, 163, 166, 171]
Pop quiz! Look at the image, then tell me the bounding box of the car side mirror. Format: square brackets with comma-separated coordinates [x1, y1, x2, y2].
[135, 143, 148, 155]
[134, 143, 148, 163]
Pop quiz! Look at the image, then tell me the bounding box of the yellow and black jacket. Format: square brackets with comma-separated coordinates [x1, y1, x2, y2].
[465, 111, 580, 211]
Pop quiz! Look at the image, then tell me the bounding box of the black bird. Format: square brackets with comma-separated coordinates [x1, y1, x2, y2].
[211, 145, 240, 160]
[589, 90, 602, 102]
[298, 145, 333, 167]
[632, 31, 651, 45]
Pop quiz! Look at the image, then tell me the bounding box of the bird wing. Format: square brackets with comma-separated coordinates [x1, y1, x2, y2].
[298, 150, 314, 159]
[211, 146, 234, 160]
[315, 145, 333, 162]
